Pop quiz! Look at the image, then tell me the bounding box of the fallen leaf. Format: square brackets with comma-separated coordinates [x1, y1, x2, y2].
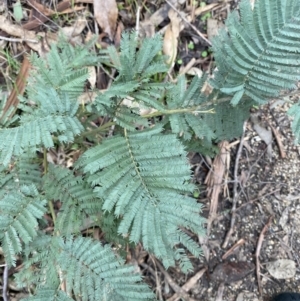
[0, 15, 43, 54]
[61, 16, 87, 38]
[94, 0, 118, 40]
[163, 9, 182, 65]
[266, 259, 296, 279]
[211, 261, 255, 284]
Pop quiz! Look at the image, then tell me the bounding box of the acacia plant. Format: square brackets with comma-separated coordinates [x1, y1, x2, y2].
[0, 0, 300, 300]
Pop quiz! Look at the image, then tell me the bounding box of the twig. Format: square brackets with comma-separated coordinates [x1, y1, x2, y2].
[155, 260, 195, 301]
[140, 263, 163, 300]
[222, 238, 245, 260]
[267, 121, 286, 158]
[0, 35, 38, 43]
[255, 216, 273, 296]
[136, 6, 141, 37]
[165, 0, 212, 46]
[167, 268, 207, 301]
[179, 58, 196, 75]
[234, 188, 281, 212]
[3, 264, 9, 301]
[222, 121, 247, 248]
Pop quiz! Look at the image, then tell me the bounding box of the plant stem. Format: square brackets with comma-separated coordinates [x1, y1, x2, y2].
[48, 200, 56, 225]
[81, 121, 115, 137]
[142, 107, 215, 118]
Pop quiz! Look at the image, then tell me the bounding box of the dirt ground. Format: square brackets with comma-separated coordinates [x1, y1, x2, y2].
[136, 98, 300, 301]
[1, 0, 300, 301]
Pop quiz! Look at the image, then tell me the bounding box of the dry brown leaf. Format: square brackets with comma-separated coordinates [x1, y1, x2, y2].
[163, 9, 182, 65]
[0, 14, 87, 55]
[23, 1, 71, 31]
[0, 15, 43, 53]
[94, 0, 118, 40]
[140, 0, 179, 38]
[211, 261, 255, 284]
[28, 0, 55, 16]
[61, 16, 87, 41]
[0, 55, 31, 122]
[204, 141, 230, 235]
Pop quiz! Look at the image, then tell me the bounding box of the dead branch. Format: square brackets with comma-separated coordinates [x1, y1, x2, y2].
[255, 216, 273, 296]
[222, 238, 245, 260]
[205, 141, 230, 235]
[155, 260, 196, 301]
[167, 268, 207, 301]
[222, 122, 247, 248]
[267, 120, 286, 158]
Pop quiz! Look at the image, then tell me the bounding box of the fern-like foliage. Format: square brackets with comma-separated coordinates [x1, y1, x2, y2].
[201, 99, 254, 141]
[0, 39, 99, 166]
[91, 33, 169, 130]
[6, 11, 300, 299]
[17, 236, 155, 301]
[29, 39, 98, 100]
[166, 75, 215, 140]
[0, 184, 47, 266]
[0, 155, 42, 198]
[0, 87, 83, 166]
[23, 288, 74, 301]
[211, 0, 300, 105]
[76, 125, 205, 271]
[43, 164, 101, 235]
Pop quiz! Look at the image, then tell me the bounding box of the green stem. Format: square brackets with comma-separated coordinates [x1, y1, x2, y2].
[48, 200, 56, 225]
[43, 148, 48, 174]
[81, 121, 115, 137]
[142, 107, 215, 118]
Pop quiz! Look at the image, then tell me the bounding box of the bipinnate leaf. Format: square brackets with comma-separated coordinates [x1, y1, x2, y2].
[76, 125, 205, 272]
[0, 185, 47, 267]
[212, 0, 300, 104]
